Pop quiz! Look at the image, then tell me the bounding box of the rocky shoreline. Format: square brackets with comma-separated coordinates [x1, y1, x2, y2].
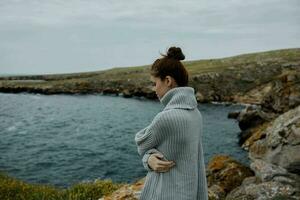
[99, 106, 300, 200]
[1, 48, 299, 105]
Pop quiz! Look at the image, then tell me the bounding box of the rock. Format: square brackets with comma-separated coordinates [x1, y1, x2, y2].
[144, 91, 157, 99]
[121, 89, 133, 98]
[227, 162, 300, 199]
[208, 184, 226, 200]
[226, 181, 298, 200]
[241, 122, 269, 150]
[250, 160, 289, 182]
[102, 88, 118, 95]
[120, 87, 156, 99]
[233, 82, 273, 105]
[236, 105, 277, 145]
[240, 176, 261, 186]
[195, 91, 206, 103]
[261, 72, 300, 114]
[227, 111, 240, 119]
[231, 106, 300, 200]
[237, 105, 275, 131]
[99, 177, 145, 200]
[207, 155, 254, 199]
[248, 105, 300, 175]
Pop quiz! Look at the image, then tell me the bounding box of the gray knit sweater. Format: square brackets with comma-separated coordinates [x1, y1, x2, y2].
[135, 86, 208, 200]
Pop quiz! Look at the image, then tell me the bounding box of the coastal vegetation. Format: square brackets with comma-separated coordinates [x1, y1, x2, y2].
[0, 171, 124, 200]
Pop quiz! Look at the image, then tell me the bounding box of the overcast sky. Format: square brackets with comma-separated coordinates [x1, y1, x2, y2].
[0, 0, 299, 75]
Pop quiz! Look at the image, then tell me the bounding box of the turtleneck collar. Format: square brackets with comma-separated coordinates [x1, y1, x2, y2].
[159, 86, 198, 111]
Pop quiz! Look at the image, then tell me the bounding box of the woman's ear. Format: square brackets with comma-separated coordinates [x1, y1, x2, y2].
[165, 76, 176, 88]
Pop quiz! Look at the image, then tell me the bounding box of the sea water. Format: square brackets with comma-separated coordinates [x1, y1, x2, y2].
[0, 93, 248, 188]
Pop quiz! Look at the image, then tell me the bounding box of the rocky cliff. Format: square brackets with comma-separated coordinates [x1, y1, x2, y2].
[1, 48, 299, 106]
[226, 105, 300, 200]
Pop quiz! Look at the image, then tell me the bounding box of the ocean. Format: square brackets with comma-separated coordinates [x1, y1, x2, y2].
[0, 92, 248, 188]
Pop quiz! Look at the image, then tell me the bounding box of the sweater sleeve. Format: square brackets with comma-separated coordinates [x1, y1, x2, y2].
[135, 112, 167, 157]
[142, 148, 163, 171]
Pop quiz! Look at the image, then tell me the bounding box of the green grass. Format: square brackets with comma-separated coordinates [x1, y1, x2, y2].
[0, 48, 299, 91]
[2, 48, 299, 81]
[183, 48, 300, 74]
[0, 172, 124, 200]
[81, 48, 300, 80]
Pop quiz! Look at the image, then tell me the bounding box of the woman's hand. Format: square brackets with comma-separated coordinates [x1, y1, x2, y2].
[148, 153, 175, 173]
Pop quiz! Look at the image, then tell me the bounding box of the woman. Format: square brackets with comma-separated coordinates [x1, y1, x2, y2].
[135, 47, 208, 200]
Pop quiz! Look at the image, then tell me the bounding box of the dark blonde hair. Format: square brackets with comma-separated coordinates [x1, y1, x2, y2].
[150, 47, 189, 86]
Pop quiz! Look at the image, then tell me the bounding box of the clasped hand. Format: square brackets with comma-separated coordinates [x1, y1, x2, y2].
[148, 153, 175, 173]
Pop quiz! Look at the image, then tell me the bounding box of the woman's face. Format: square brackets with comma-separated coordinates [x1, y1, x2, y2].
[150, 75, 176, 99]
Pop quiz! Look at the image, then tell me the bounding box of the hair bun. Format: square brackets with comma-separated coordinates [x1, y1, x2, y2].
[167, 47, 185, 61]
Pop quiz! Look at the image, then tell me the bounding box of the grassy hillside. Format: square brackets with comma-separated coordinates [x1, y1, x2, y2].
[1, 48, 298, 81]
[0, 48, 299, 104]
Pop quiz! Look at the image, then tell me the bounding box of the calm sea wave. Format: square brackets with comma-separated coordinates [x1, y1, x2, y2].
[0, 93, 248, 188]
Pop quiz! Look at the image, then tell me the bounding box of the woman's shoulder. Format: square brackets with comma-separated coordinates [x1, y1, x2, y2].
[155, 109, 187, 122]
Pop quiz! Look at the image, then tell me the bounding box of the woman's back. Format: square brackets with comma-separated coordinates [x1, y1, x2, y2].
[136, 87, 208, 200]
[157, 108, 201, 162]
